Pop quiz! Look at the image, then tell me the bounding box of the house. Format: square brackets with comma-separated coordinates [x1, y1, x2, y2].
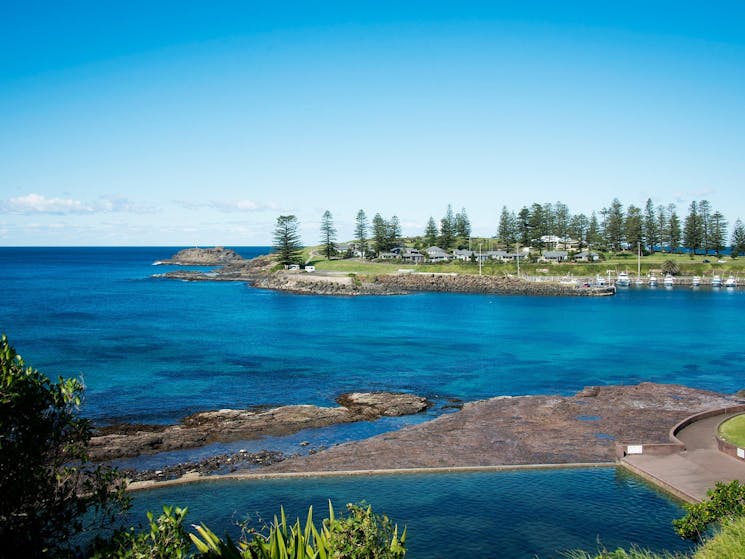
[424, 246, 449, 262]
[541, 251, 568, 263]
[574, 251, 600, 262]
[452, 249, 474, 261]
[335, 243, 352, 257]
[486, 250, 509, 261]
[400, 248, 425, 263]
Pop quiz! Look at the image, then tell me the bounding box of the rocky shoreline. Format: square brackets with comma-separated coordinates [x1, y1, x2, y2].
[91, 391, 429, 461]
[116, 383, 745, 486]
[263, 383, 745, 473]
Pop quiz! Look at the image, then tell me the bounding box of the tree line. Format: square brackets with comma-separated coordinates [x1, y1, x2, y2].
[272, 199, 745, 265]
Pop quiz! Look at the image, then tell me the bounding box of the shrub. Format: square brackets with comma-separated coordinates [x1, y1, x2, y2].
[0, 334, 129, 558]
[192, 501, 406, 559]
[673, 480, 745, 541]
[91, 506, 192, 559]
[693, 515, 745, 558]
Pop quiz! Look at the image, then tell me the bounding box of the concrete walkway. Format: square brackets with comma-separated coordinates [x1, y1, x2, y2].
[623, 414, 745, 503]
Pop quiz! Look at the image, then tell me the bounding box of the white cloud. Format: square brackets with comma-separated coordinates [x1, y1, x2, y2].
[0, 193, 157, 215]
[174, 199, 279, 213]
[3, 193, 92, 214]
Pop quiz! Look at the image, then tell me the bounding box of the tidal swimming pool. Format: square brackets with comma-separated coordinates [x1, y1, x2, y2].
[128, 467, 693, 559]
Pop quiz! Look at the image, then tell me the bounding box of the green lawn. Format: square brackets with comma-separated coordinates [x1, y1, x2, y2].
[300, 243, 745, 278]
[718, 414, 745, 448]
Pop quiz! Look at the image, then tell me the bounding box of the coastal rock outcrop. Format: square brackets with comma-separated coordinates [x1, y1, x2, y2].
[337, 392, 430, 418]
[90, 391, 429, 461]
[159, 247, 244, 265]
[263, 383, 745, 473]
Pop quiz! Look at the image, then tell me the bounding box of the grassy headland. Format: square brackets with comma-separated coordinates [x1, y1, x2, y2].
[301, 246, 745, 279]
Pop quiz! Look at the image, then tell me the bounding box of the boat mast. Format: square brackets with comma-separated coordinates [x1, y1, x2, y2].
[637, 242, 641, 278]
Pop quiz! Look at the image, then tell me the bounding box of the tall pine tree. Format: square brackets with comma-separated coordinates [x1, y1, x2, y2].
[319, 210, 337, 260]
[273, 215, 303, 266]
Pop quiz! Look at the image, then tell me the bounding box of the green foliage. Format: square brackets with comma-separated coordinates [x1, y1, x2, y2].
[673, 480, 745, 541]
[319, 211, 337, 260]
[91, 506, 192, 559]
[324, 503, 406, 559]
[693, 515, 745, 559]
[563, 546, 684, 558]
[273, 215, 303, 266]
[731, 219, 745, 258]
[191, 501, 406, 559]
[0, 334, 129, 558]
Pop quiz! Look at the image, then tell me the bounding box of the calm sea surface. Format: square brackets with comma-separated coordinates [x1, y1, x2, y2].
[2, 246, 739, 556]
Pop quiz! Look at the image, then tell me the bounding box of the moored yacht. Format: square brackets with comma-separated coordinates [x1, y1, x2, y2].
[616, 271, 630, 287]
[725, 275, 737, 288]
[691, 276, 701, 287]
[648, 274, 658, 286]
[663, 273, 674, 287]
[711, 275, 722, 287]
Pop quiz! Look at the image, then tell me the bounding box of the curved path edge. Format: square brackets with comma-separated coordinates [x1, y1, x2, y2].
[620, 405, 745, 503]
[127, 461, 616, 493]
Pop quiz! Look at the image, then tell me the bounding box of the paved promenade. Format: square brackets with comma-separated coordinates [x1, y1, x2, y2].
[623, 414, 745, 503]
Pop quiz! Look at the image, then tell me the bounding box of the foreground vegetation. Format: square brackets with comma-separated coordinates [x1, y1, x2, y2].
[92, 502, 405, 559]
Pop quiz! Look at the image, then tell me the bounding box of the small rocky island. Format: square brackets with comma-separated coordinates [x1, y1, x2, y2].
[156, 246, 245, 265]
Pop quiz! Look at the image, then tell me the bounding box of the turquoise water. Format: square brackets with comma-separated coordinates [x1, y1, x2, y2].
[128, 468, 693, 559]
[2, 247, 742, 426]
[3, 247, 727, 555]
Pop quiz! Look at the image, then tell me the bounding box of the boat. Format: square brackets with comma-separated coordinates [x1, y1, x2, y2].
[725, 275, 737, 288]
[691, 276, 701, 287]
[663, 273, 674, 287]
[648, 274, 658, 287]
[711, 275, 722, 287]
[616, 271, 630, 287]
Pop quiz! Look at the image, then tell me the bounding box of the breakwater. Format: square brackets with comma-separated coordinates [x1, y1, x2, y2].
[374, 272, 615, 296]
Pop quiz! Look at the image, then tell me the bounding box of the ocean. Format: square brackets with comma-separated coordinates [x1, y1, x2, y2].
[2, 246, 739, 557]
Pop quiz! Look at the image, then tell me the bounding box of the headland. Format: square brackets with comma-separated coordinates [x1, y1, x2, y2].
[153, 248, 615, 296]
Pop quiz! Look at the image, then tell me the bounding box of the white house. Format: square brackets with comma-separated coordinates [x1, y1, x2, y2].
[541, 251, 568, 263]
[424, 246, 449, 261]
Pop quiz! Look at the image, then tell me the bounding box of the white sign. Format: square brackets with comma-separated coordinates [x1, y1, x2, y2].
[627, 445, 643, 455]
[738, 448, 745, 459]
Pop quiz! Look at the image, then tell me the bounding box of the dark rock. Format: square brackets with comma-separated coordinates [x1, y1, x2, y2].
[161, 247, 243, 265]
[264, 383, 743, 473]
[337, 392, 430, 418]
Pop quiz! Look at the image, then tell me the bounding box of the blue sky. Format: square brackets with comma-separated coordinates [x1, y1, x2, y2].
[2, 1, 745, 245]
